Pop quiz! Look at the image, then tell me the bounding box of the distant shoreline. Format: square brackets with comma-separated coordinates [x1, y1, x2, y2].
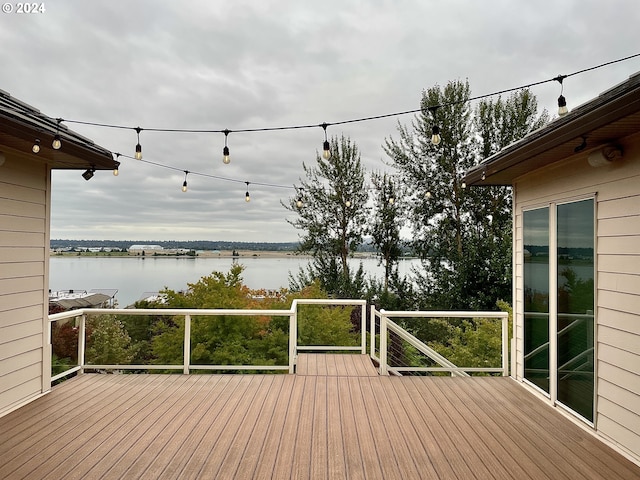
[50, 250, 386, 260]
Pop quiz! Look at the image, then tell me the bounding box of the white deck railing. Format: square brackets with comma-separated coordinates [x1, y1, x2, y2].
[49, 300, 511, 384]
[49, 299, 367, 383]
[371, 308, 510, 377]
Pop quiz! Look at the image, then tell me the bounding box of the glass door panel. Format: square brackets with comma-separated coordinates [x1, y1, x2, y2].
[556, 199, 594, 422]
[523, 208, 550, 393]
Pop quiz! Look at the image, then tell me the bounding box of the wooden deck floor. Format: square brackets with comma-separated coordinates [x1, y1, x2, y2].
[296, 353, 379, 376]
[1, 359, 639, 479]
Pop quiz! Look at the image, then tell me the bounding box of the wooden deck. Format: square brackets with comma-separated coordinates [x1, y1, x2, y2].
[296, 353, 379, 376]
[1, 357, 639, 479]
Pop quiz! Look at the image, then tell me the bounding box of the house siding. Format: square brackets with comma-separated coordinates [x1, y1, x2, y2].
[0, 152, 49, 415]
[514, 131, 640, 461]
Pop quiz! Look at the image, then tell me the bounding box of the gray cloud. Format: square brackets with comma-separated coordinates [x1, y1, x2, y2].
[2, 0, 639, 241]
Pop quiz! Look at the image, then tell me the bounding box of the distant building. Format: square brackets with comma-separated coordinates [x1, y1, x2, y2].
[128, 244, 164, 254]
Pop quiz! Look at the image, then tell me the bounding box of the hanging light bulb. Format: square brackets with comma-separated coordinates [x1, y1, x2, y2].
[461, 181, 467, 189]
[296, 196, 303, 209]
[245, 181, 250, 202]
[32, 139, 41, 154]
[321, 123, 331, 159]
[428, 106, 441, 145]
[557, 95, 568, 117]
[345, 199, 352, 208]
[481, 171, 486, 181]
[134, 127, 143, 160]
[388, 196, 395, 205]
[223, 129, 231, 164]
[425, 191, 432, 199]
[113, 161, 120, 177]
[431, 125, 441, 145]
[52, 118, 62, 149]
[182, 171, 189, 192]
[555, 75, 569, 117]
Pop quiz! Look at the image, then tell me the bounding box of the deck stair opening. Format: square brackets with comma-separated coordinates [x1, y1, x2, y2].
[295, 353, 379, 377]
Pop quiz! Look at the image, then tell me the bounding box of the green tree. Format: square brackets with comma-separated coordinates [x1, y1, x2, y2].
[285, 135, 369, 297]
[368, 171, 404, 292]
[85, 315, 136, 366]
[385, 80, 547, 310]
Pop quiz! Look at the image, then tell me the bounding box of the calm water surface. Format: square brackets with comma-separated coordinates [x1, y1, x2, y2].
[49, 256, 421, 307]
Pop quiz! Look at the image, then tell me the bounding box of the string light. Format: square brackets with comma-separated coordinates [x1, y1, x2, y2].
[245, 181, 250, 202]
[135, 127, 143, 160]
[321, 123, 331, 159]
[182, 170, 189, 192]
[555, 75, 569, 117]
[36, 53, 636, 191]
[32, 139, 40, 154]
[428, 106, 441, 146]
[425, 191, 432, 199]
[113, 160, 120, 176]
[345, 199, 352, 208]
[223, 129, 231, 164]
[296, 188, 304, 209]
[52, 118, 62, 149]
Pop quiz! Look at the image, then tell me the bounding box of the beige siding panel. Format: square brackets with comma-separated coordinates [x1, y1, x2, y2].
[599, 325, 640, 358]
[0, 318, 42, 346]
[0, 183, 46, 204]
[0, 247, 44, 263]
[599, 397, 640, 438]
[599, 361, 640, 396]
[0, 231, 45, 248]
[599, 254, 640, 275]
[600, 378, 640, 416]
[0, 290, 43, 312]
[599, 215, 640, 237]
[0, 334, 42, 362]
[599, 308, 640, 336]
[599, 195, 640, 219]
[596, 173, 640, 202]
[0, 362, 41, 395]
[0, 262, 43, 280]
[0, 349, 41, 377]
[599, 272, 640, 296]
[598, 343, 640, 377]
[0, 160, 46, 190]
[0, 276, 43, 296]
[0, 376, 42, 413]
[597, 415, 640, 461]
[0, 305, 42, 328]
[0, 215, 46, 234]
[0, 198, 46, 218]
[598, 236, 640, 255]
[599, 290, 640, 316]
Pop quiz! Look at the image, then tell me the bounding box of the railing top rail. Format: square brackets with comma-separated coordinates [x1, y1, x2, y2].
[379, 310, 508, 318]
[292, 299, 367, 306]
[49, 307, 294, 322]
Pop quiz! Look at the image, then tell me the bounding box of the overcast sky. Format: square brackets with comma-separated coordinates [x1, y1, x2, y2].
[2, 0, 639, 242]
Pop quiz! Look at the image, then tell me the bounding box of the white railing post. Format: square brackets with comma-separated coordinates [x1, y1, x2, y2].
[360, 302, 366, 354]
[183, 314, 191, 375]
[369, 305, 376, 358]
[379, 309, 388, 375]
[78, 314, 86, 374]
[288, 304, 297, 374]
[502, 313, 509, 376]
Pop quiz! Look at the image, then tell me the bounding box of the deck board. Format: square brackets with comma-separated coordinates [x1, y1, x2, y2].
[1, 371, 639, 479]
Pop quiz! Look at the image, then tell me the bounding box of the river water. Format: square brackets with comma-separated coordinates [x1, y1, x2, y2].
[49, 255, 422, 307]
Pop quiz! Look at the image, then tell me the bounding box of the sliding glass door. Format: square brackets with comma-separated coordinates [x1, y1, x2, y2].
[523, 198, 595, 422]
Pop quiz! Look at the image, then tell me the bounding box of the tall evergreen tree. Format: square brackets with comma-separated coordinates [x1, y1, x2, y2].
[284, 135, 368, 297]
[368, 171, 404, 292]
[385, 80, 547, 310]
